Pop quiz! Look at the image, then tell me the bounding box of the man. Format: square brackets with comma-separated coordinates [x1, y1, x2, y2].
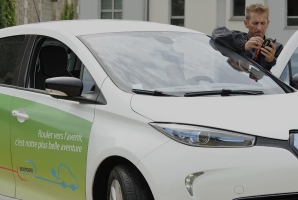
[212, 3, 283, 71]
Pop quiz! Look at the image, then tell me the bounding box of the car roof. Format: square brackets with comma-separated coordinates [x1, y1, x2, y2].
[0, 19, 200, 37]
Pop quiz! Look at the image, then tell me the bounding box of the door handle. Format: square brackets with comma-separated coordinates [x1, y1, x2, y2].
[12, 110, 29, 123]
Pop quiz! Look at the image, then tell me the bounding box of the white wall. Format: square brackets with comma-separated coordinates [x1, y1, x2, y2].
[246, 0, 265, 5]
[80, 0, 98, 19]
[185, 0, 217, 34]
[123, 0, 146, 20]
[149, 0, 170, 24]
[41, 0, 52, 22]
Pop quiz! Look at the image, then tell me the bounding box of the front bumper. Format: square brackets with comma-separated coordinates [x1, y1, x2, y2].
[137, 140, 298, 200]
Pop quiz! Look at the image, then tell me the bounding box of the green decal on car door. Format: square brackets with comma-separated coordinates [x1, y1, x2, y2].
[10, 96, 93, 200]
[0, 93, 16, 197]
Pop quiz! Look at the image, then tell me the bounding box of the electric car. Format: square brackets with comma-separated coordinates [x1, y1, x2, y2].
[0, 20, 298, 200]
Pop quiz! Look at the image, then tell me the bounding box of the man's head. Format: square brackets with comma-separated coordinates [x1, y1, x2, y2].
[244, 4, 270, 38]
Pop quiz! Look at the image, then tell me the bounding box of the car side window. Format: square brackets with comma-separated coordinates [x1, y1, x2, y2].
[280, 63, 290, 85]
[27, 37, 88, 90]
[82, 66, 96, 93]
[0, 35, 25, 85]
[289, 47, 298, 76]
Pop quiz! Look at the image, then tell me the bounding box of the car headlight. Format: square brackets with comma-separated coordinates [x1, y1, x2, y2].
[149, 123, 255, 147]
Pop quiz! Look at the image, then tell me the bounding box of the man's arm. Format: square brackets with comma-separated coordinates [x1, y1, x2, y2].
[212, 26, 249, 52]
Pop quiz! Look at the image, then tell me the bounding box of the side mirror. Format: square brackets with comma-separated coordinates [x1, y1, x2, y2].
[45, 77, 83, 97]
[290, 74, 298, 89]
[45, 77, 106, 104]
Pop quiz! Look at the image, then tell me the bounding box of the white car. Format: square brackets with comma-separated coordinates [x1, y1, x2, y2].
[0, 20, 298, 200]
[272, 30, 298, 88]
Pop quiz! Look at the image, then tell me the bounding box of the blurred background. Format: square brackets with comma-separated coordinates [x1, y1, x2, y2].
[3, 0, 298, 45]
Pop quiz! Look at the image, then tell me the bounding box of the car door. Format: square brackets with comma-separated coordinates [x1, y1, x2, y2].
[278, 47, 298, 87]
[0, 35, 28, 198]
[10, 35, 96, 200]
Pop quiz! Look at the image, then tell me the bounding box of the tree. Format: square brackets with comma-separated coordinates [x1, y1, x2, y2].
[0, 0, 16, 29]
[61, 2, 74, 20]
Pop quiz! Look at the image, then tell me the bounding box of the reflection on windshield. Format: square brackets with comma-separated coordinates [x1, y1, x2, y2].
[226, 58, 264, 81]
[81, 32, 286, 95]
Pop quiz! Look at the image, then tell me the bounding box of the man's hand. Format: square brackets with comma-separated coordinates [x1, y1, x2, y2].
[260, 42, 276, 62]
[245, 37, 263, 51]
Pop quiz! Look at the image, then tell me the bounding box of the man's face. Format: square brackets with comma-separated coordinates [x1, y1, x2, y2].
[244, 12, 269, 38]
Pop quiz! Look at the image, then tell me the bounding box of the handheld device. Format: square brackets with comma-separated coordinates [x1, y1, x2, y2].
[254, 38, 276, 61]
[261, 38, 276, 48]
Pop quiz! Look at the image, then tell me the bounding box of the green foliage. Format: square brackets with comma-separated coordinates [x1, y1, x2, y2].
[69, 3, 74, 19]
[0, 0, 17, 29]
[61, 2, 74, 20]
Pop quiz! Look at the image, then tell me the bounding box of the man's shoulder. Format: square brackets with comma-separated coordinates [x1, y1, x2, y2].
[213, 26, 248, 35]
[212, 26, 249, 52]
[212, 26, 249, 40]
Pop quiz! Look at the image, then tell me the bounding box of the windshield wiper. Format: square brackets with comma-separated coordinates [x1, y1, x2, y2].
[184, 89, 264, 97]
[132, 89, 177, 96]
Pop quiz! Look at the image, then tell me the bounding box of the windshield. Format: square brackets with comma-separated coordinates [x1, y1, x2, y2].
[81, 32, 287, 96]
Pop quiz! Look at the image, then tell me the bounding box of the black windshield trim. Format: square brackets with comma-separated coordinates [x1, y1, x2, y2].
[240, 53, 295, 93]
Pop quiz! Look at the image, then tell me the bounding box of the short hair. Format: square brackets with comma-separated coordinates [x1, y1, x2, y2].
[245, 3, 269, 20]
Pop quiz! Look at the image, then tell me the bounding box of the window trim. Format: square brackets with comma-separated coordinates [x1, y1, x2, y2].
[15, 35, 31, 86]
[16, 35, 106, 104]
[230, 0, 246, 20]
[100, 0, 123, 19]
[0, 35, 29, 87]
[18, 35, 37, 87]
[170, 0, 185, 27]
[287, 0, 298, 27]
[287, 17, 298, 27]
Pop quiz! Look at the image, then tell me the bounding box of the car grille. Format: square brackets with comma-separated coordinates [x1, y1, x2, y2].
[234, 193, 298, 200]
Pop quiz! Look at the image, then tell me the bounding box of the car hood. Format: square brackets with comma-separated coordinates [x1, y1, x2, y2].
[131, 93, 298, 140]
